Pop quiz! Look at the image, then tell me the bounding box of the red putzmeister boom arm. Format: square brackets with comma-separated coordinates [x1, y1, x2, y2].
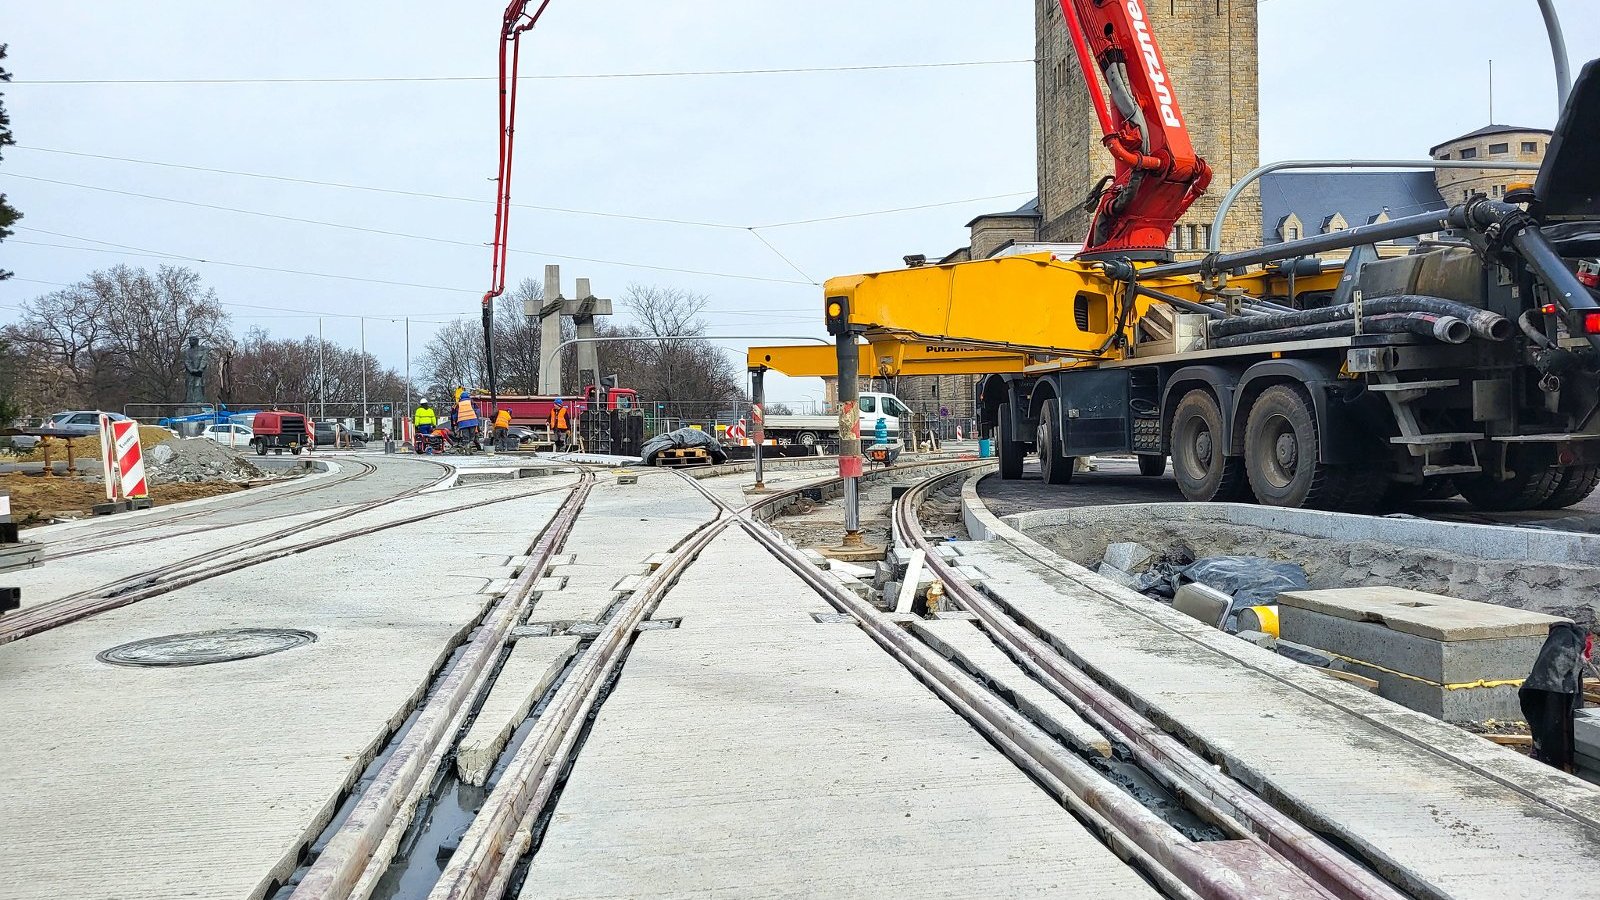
[1058, 0, 1212, 256]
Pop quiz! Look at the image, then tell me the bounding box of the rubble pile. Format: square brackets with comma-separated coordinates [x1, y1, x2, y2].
[143, 438, 265, 484]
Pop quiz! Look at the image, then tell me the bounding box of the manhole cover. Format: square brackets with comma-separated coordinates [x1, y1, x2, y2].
[98, 628, 318, 668]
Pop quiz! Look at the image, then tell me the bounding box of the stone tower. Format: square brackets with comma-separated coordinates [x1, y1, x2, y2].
[1035, 0, 1260, 253]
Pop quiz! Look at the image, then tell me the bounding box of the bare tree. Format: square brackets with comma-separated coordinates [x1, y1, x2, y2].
[596, 284, 744, 421]
[419, 282, 571, 398]
[10, 264, 230, 411]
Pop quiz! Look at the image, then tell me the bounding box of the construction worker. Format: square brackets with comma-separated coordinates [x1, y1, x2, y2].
[452, 388, 482, 450]
[413, 399, 437, 437]
[548, 398, 570, 451]
[492, 406, 513, 449]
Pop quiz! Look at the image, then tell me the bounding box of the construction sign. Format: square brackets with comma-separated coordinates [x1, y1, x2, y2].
[727, 418, 747, 444]
[99, 415, 149, 501]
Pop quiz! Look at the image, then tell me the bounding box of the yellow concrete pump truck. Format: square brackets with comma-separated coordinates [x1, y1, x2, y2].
[822, 54, 1600, 515]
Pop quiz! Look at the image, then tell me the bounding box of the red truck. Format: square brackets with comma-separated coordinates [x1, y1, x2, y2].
[472, 385, 640, 452]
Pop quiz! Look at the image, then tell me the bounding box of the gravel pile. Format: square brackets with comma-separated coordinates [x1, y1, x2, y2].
[144, 438, 265, 484]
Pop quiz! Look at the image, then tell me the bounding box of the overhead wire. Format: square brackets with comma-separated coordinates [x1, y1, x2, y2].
[7, 59, 1035, 86]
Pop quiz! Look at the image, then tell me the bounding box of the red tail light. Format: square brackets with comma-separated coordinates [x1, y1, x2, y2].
[1579, 270, 1600, 289]
[1584, 312, 1600, 334]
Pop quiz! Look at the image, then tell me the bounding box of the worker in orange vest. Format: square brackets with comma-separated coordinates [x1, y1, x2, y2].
[451, 387, 482, 450]
[548, 398, 570, 451]
[492, 406, 513, 449]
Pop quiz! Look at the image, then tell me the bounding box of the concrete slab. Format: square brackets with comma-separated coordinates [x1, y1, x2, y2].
[1278, 587, 1566, 641]
[1278, 604, 1548, 721]
[455, 636, 580, 785]
[523, 527, 1157, 899]
[961, 537, 1600, 899]
[526, 474, 715, 626]
[911, 618, 1111, 758]
[0, 483, 575, 899]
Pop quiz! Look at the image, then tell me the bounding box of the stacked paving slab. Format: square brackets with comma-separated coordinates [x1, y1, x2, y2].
[1278, 586, 1564, 722]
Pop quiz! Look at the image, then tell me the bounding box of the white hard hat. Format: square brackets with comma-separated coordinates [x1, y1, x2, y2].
[420, 398, 430, 405]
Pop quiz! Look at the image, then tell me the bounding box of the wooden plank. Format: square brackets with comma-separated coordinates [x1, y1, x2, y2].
[894, 549, 925, 615]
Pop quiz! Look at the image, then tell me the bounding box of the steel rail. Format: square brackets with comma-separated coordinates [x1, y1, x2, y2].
[427, 510, 739, 900]
[293, 472, 595, 900]
[420, 460, 974, 900]
[40, 459, 393, 558]
[0, 467, 574, 644]
[892, 467, 1407, 900]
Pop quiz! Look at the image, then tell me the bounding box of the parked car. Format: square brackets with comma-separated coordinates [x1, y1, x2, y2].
[505, 425, 536, 446]
[312, 421, 367, 448]
[200, 422, 254, 449]
[10, 410, 133, 449]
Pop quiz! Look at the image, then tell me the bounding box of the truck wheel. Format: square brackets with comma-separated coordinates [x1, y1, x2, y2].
[1540, 465, 1600, 509]
[996, 403, 1024, 480]
[1036, 402, 1075, 485]
[1137, 455, 1167, 477]
[797, 431, 818, 448]
[253, 441, 267, 457]
[1244, 384, 1383, 512]
[1171, 389, 1247, 502]
[1458, 446, 1561, 511]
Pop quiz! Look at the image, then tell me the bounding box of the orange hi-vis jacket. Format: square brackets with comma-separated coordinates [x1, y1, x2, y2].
[548, 406, 569, 431]
[494, 409, 512, 429]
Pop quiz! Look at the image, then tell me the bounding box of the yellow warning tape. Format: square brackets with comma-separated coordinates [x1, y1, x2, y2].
[1320, 650, 1525, 691]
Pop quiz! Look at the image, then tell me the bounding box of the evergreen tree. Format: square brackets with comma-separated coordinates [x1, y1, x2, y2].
[0, 44, 19, 281]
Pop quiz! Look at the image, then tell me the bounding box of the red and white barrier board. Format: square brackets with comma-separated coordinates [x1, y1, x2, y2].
[99, 415, 149, 501]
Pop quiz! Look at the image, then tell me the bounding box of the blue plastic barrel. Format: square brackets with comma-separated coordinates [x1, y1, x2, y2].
[978, 438, 992, 458]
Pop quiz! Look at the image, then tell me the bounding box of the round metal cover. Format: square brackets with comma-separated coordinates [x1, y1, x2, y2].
[98, 628, 318, 668]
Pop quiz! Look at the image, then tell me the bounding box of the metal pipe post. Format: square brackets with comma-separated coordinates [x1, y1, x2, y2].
[836, 333, 863, 545]
[1537, 0, 1573, 110]
[1200, 159, 1531, 257]
[750, 368, 766, 491]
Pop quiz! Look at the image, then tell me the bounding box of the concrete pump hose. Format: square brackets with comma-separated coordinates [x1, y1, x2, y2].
[1208, 311, 1470, 349]
[1208, 294, 1510, 341]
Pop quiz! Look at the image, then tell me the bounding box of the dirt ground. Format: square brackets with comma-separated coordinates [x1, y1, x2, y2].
[1, 472, 243, 524]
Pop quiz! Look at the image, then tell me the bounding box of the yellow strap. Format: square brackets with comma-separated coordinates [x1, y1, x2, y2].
[1320, 649, 1524, 691]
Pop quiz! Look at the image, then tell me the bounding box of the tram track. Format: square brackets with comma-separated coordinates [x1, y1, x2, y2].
[39, 459, 387, 556]
[0, 461, 571, 646]
[279, 455, 1407, 900]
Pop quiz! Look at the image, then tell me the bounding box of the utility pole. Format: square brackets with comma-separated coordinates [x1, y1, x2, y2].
[360, 316, 368, 432]
[404, 317, 411, 421]
[317, 316, 326, 420]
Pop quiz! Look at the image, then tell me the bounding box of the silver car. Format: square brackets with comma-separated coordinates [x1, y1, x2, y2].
[9, 410, 133, 449]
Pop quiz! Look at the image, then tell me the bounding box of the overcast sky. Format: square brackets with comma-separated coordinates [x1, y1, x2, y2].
[1, 1, 1596, 406]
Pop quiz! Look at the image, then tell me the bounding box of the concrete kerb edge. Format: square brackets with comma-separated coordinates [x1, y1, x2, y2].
[1004, 501, 1600, 567]
[956, 474, 1600, 831]
[19, 458, 345, 539]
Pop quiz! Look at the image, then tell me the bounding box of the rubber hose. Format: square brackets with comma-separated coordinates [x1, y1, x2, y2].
[1209, 312, 1470, 349]
[1208, 294, 1510, 341]
[1519, 309, 1555, 349]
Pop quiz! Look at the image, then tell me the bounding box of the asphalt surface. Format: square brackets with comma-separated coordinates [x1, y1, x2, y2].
[977, 456, 1600, 532]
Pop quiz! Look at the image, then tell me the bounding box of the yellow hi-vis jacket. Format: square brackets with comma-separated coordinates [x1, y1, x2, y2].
[494, 409, 512, 429]
[413, 406, 437, 427]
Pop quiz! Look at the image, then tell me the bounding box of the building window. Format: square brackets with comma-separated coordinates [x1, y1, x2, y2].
[1436, 151, 1450, 160]
[1459, 147, 1478, 160]
[1288, 226, 1300, 241]
[1176, 226, 1191, 251]
[1463, 189, 1470, 201]
[1522, 141, 1538, 153]
[1488, 142, 1509, 155]
[1199, 224, 1212, 249]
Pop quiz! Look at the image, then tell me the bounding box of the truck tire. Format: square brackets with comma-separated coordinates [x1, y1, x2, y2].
[997, 403, 1024, 480]
[1171, 389, 1247, 502]
[1037, 402, 1075, 485]
[1540, 465, 1600, 509]
[1243, 384, 1382, 512]
[797, 431, 818, 448]
[1137, 455, 1167, 477]
[1458, 446, 1561, 511]
[253, 440, 267, 457]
